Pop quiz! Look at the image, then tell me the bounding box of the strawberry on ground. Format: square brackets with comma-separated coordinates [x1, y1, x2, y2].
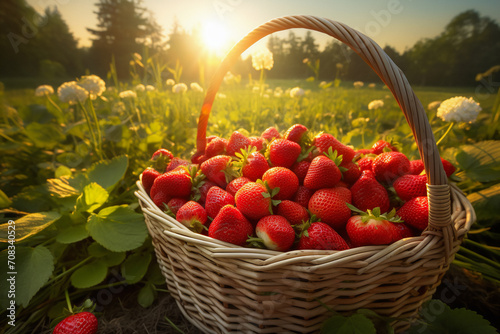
[313, 133, 355, 164]
[371, 140, 398, 155]
[303, 148, 343, 190]
[308, 187, 352, 230]
[268, 139, 302, 168]
[226, 131, 251, 156]
[276, 200, 309, 225]
[200, 155, 234, 188]
[53, 312, 98, 334]
[298, 222, 350, 250]
[250, 215, 295, 251]
[261, 127, 281, 141]
[292, 186, 314, 208]
[205, 186, 235, 219]
[350, 170, 390, 213]
[372, 151, 411, 184]
[393, 174, 428, 202]
[262, 167, 299, 200]
[176, 201, 208, 233]
[208, 205, 253, 246]
[396, 196, 429, 231]
[235, 182, 273, 221]
[226, 177, 251, 197]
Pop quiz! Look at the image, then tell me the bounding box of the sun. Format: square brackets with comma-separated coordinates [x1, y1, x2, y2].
[201, 20, 230, 53]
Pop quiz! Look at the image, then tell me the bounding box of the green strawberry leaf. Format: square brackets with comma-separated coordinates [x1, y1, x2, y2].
[137, 283, 157, 308]
[321, 313, 376, 334]
[0, 211, 61, 243]
[121, 252, 152, 284]
[70, 259, 108, 289]
[56, 224, 89, 244]
[87, 155, 129, 192]
[75, 182, 109, 213]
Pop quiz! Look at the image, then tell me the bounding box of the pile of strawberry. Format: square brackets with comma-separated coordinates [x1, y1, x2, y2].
[141, 124, 456, 252]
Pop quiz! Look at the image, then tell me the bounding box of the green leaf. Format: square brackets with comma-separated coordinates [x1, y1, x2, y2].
[87, 242, 109, 257]
[70, 259, 108, 289]
[55, 165, 72, 178]
[87, 205, 147, 252]
[467, 183, 500, 222]
[46, 177, 80, 198]
[137, 283, 156, 308]
[455, 141, 500, 182]
[121, 252, 152, 284]
[75, 183, 109, 213]
[25, 122, 65, 149]
[321, 313, 376, 334]
[0, 211, 61, 242]
[56, 224, 89, 244]
[87, 155, 128, 191]
[0, 189, 12, 209]
[0, 245, 54, 308]
[87, 242, 125, 266]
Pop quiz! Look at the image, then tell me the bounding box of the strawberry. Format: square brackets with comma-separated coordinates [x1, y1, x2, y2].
[261, 127, 281, 141]
[346, 205, 401, 246]
[251, 215, 295, 251]
[152, 148, 174, 161]
[176, 201, 208, 233]
[226, 177, 251, 197]
[393, 174, 428, 202]
[262, 167, 299, 200]
[308, 187, 351, 230]
[332, 185, 352, 204]
[291, 160, 310, 185]
[200, 155, 233, 188]
[166, 157, 190, 172]
[372, 151, 411, 184]
[356, 148, 373, 156]
[141, 167, 161, 195]
[340, 161, 361, 185]
[208, 205, 253, 246]
[371, 140, 398, 155]
[150, 168, 192, 209]
[226, 131, 251, 156]
[298, 222, 349, 250]
[205, 136, 228, 158]
[292, 185, 314, 208]
[235, 149, 269, 181]
[396, 196, 429, 231]
[249, 136, 265, 151]
[357, 156, 374, 172]
[205, 186, 235, 219]
[313, 133, 355, 164]
[268, 139, 302, 168]
[53, 312, 98, 334]
[284, 124, 308, 143]
[409, 159, 425, 175]
[276, 200, 309, 225]
[392, 222, 415, 242]
[235, 182, 272, 221]
[350, 170, 390, 213]
[441, 158, 456, 177]
[166, 198, 188, 215]
[193, 180, 217, 205]
[304, 149, 342, 190]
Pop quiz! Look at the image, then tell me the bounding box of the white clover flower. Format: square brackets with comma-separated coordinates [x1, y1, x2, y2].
[368, 83, 376, 89]
[290, 87, 305, 98]
[190, 82, 203, 93]
[427, 101, 442, 110]
[252, 47, 274, 71]
[172, 83, 188, 94]
[319, 81, 328, 88]
[35, 85, 54, 97]
[135, 84, 145, 92]
[368, 99, 384, 110]
[353, 81, 364, 89]
[57, 81, 89, 104]
[79, 75, 105, 100]
[112, 101, 126, 113]
[119, 90, 137, 99]
[252, 86, 260, 93]
[437, 96, 481, 123]
[224, 71, 235, 84]
[166, 79, 175, 86]
[216, 93, 227, 99]
[146, 85, 155, 91]
[263, 94, 270, 98]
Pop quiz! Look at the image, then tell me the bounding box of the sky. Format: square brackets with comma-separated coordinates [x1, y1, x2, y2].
[27, 0, 500, 55]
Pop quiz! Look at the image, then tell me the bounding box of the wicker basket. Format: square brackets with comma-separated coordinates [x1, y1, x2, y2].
[135, 15, 476, 333]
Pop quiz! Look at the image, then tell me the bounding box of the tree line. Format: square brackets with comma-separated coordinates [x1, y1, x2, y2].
[1, 0, 499, 87]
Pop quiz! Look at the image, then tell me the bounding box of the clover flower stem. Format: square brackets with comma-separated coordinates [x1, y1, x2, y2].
[65, 289, 73, 313]
[77, 101, 100, 159]
[88, 99, 104, 159]
[46, 95, 64, 120]
[435, 121, 454, 146]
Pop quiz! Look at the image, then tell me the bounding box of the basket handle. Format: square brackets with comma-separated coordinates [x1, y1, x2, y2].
[196, 15, 453, 246]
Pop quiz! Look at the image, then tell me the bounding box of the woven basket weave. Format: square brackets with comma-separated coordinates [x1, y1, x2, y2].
[135, 15, 476, 333]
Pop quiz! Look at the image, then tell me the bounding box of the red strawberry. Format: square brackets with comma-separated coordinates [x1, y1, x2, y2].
[392, 222, 415, 242]
[372, 151, 411, 184]
[142, 167, 161, 194]
[332, 185, 352, 204]
[268, 139, 301, 168]
[298, 222, 349, 250]
[208, 205, 253, 246]
[166, 198, 188, 215]
[358, 156, 374, 172]
[313, 133, 355, 164]
[236, 149, 269, 181]
[235, 182, 272, 221]
[396, 196, 429, 231]
[205, 136, 228, 158]
[291, 160, 310, 185]
[249, 136, 265, 151]
[393, 174, 428, 202]
[304, 149, 342, 190]
[441, 158, 456, 177]
[371, 140, 398, 155]
[194, 180, 217, 205]
[262, 167, 299, 200]
[150, 168, 192, 209]
[356, 148, 373, 156]
[409, 159, 425, 175]
[152, 148, 174, 161]
[346, 206, 401, 247]
[53, 312, 98, 334]
[176, 201, 208, 233]
[341, 161, 361, 185]
[205, 186, 235, 219]
[200, 155, 233, 188]
[166, 157, 190, 172]
[292, 186, 314, 208]
[350, 170, 390, 213]
[308, 187, 351, 230]
[226, 131, 251, 156]
[284, 124, 308, 143]
[252, 215, 295, 251]
[226, 177, 251, 197]
[276, 200, 309, 225]
[261, 127, 281, 141]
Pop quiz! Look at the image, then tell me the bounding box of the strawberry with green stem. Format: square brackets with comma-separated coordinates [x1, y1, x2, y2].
[235, 181, 279, 221]
[350, 170, 391, 213]
[247, 215, 296, 251]
[304, 147, 344, 190]
[205, 186, 235, 219]
[308, 187, 352, 230]
[200, 155, 237, 188]
[53, 294, 98, 334]
[396, 196, 429, 231]
[234, 147, 269, 181]
[297, 220, 350, 250]
[142, 148, 174, 194]
[208, 205, 254, 246]
[262, 167, 299, 200]
[268, 138, 302, 168]
[176, 201, 208, 233]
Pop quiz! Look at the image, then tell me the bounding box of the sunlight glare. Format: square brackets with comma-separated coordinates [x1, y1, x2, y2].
[202, 20, 229, 53]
